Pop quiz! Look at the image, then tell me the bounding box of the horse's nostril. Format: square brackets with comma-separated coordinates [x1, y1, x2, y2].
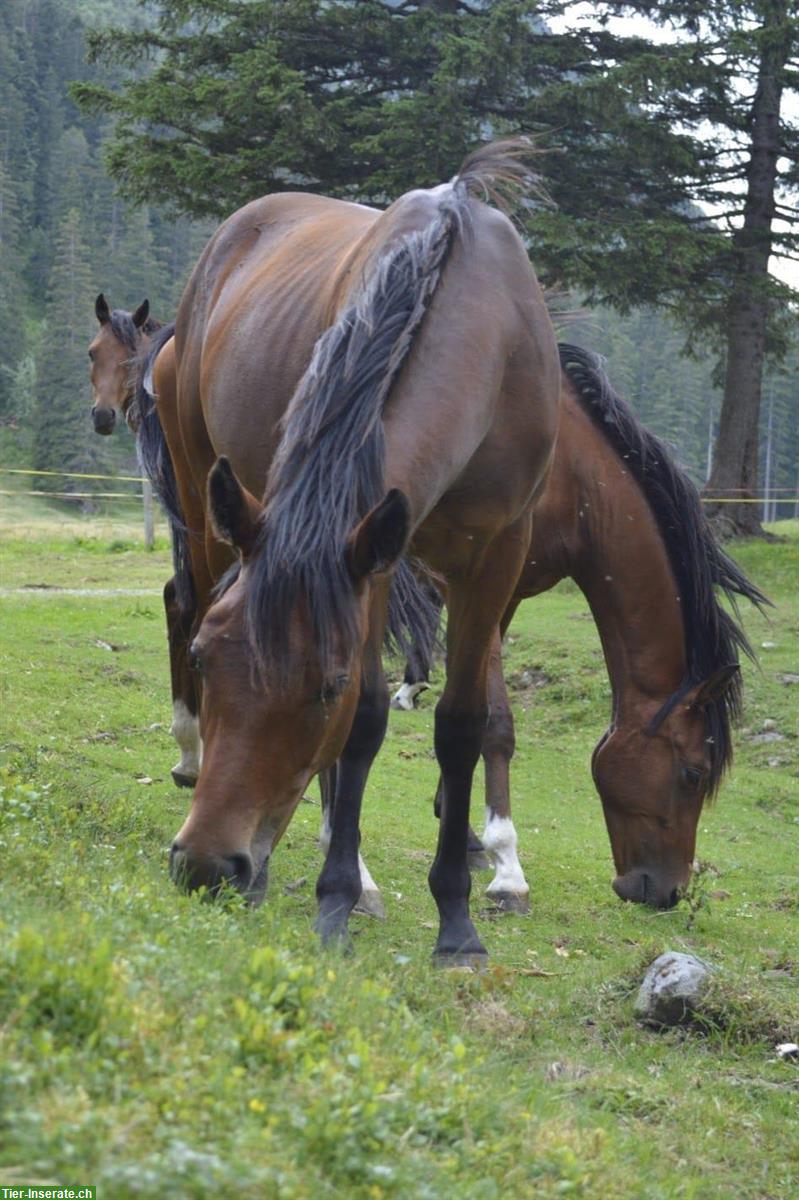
[226, 852, 253, 888]
[666, 888, 679, 909]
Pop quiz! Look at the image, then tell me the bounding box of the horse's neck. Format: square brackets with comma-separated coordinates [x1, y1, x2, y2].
[564, 408, 687, 724]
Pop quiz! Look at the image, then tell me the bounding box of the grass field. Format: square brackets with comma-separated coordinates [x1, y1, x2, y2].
[1, 507, 797, 1199]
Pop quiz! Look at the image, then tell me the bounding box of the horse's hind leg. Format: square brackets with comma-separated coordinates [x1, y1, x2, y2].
[429, 520, 530, 964]
[391, 584, 442, 710]
[481, 626, 530, 913]
[433, 777, 491, 870]
[164, 577, 201, 788]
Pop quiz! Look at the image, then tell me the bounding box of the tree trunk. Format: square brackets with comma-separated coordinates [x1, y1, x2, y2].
[704, 1, 789, 539]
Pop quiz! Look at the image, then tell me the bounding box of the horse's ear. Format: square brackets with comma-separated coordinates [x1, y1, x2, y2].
[95, 293, 110, 325]
[688, 665, 740, 709]
[346, 488, 411, 583]
[132, 299, 150, 329]
[208, 457, 263, 558]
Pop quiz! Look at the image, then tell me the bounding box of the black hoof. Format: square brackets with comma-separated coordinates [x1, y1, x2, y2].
[468, 850, 492, 871]
[433, 950, 489, 971]
[171, 769, 197, 789]
[314, 897, 355, 949]
[486, 890, 530, 914]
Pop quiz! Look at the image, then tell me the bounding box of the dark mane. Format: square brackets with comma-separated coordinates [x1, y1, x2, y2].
[558, 342, 770, 797]
[246, 141, 537, 678]
[128, 321, 195, 615]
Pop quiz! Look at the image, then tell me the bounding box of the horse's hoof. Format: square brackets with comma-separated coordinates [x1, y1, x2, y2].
[353, 889, 386, 919]
[433, 950, 489, 972]
[486, 890, 530, 915]
[171, 768, 197, 789]
[468, 849, 492, 872]
[315, 923, 354, 954]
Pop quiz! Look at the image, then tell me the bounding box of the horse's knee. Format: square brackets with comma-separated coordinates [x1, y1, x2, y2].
[435, 705, 486, 777]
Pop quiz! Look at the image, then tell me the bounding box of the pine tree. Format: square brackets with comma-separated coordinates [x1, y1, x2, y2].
[33, 207, 99, 497]
[0, 161, 25, 422]
[74, 0, 799, 535]
[592, 1, 799, 534]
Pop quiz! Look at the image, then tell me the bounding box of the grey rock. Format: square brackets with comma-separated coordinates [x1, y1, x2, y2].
[751, 731, 786, 744]
[634, 952, 713, 1027]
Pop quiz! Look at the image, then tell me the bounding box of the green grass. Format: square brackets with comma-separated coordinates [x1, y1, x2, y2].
[0, 516, 797, 1199]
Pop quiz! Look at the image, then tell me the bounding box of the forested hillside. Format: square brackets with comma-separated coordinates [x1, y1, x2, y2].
[1, 0, 797, 516]
[0, 0, 213, 486]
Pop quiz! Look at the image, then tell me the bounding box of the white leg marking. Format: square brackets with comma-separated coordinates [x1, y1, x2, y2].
[482, 810, 529, 897]
[319, 808, 384, 914]
[357, 852, 380, 896]
[171, 700, 202, 781]
[319, 808, 332, 857]
[390, 681, 430, 711]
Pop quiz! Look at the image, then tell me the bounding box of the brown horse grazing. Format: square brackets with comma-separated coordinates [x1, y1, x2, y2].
[385, 344, 767, 912]
[156, 141, 560, 961]
[87, 297, 200, 786]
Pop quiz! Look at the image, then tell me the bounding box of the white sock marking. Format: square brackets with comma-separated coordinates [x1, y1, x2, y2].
[171, 699, 202, 780]
[390, 681, 430, 711]
[319, 809, 382, 896]
[482, 811, 529, 897]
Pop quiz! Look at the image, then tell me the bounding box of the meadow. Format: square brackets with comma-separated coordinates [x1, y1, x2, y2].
[1, 502, 797, 1199]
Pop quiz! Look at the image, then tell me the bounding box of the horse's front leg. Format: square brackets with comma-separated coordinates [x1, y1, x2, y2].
[318, 764, 385, 918]
[163, 576, 202, 788]
[315, 606, 390, 947]
[481, 625, 530, 913]
[429, 523, 530, 964]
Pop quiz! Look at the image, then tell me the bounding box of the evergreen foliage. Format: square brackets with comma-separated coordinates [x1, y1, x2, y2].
[72, 0, 799, 533]
[33, 209, 96, 491]
[0, 0, 211, 483]
[1, 0, 797, 521]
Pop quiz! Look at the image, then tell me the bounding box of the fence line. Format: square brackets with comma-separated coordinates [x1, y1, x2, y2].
[1, 468, 798, 508]
[1, 466, 143, 483]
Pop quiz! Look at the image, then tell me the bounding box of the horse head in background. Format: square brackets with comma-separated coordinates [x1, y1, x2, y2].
[89, 293, 159, 434]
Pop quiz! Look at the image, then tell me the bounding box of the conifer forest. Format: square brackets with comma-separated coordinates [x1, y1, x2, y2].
[2, 0, 798, 526]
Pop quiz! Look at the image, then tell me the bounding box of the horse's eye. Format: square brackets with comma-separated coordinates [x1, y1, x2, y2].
[682, 765, 703, 788]
[321, 674, 349, 703]
[188, 644, 203, 674]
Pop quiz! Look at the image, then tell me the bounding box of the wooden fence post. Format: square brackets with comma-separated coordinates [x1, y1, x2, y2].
[143, 478, 154, 550]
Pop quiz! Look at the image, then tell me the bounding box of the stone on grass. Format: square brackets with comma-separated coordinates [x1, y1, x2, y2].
[634, 951, 713, 1027]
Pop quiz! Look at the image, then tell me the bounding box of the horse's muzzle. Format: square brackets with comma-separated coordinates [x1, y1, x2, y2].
[92, 405, 116, 435]
[612, 868, 680, 910]
[170, 843, 267, 904]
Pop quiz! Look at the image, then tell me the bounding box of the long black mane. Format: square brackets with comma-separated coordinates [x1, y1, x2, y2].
[245, 141, 537, 678]
[559, 342, 769, 796]
[109, 315, 195, 618]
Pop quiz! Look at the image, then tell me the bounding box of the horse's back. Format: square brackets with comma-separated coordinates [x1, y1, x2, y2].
[176, 193, 385, 494]
[381, 195, 559, 553]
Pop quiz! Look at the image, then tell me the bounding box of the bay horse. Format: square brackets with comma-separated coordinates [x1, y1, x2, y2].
[87, 295, 198, 785]
[380, 344, 767, 912]
[153, 141, 560, 962]
[89, 293, 158, 435]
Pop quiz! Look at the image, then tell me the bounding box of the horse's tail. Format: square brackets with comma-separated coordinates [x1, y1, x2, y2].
[130, 322, 196, 616]
[251, 139, 540, 675]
